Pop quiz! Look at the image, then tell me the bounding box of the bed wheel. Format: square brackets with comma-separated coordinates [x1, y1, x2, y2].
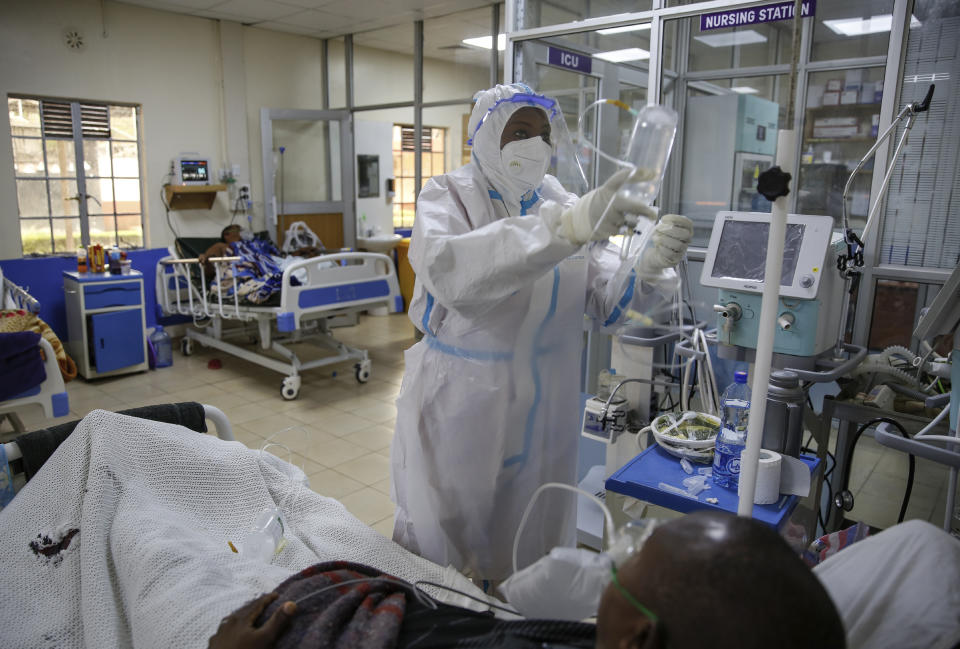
[181, 338, 194, 356]
[281, 376, 301, 400]
[355, 362, 371, 384]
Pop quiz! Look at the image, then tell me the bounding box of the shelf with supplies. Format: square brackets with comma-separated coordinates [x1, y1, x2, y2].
[806, 102, 883, 113]
[804, 103, 881, 145]
[163, 184, 227, 210]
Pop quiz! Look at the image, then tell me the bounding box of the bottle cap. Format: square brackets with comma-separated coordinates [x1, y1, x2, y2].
[734, 370, 748, 384]
[155, 325, 164, 332]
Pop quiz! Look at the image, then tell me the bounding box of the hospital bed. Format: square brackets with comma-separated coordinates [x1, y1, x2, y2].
[0, 406, 498, 648]
[155, 238, 402, 399]
[0, 271, 69, 436]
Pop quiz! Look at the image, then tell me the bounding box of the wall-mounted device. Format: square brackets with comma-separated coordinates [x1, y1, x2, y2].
[357, 154, 380, 198]
[175, 154, 211, 185]
[700, 211, 845, 360]
[385, 178, 395, 201]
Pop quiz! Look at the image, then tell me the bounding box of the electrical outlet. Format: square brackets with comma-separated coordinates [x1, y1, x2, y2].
[238, 184, 251, 202]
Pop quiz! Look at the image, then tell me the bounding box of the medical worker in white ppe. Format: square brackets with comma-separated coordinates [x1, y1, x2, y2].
[390, 83, 693, 583]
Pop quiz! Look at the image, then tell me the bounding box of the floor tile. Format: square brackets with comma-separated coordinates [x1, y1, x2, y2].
[333, 452, 391, 486]
[371, 516, 395, 539]
[302, 437, 367, 468]
[312, 412, 375, 437]
[348, 425, 394, 451]
[339, 487, 396, 526]
[304, 469, 365, 499]
[371, 477, 392, 496]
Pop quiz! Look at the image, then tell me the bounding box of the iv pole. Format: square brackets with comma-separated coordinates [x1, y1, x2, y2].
[737, 0, 805, 515]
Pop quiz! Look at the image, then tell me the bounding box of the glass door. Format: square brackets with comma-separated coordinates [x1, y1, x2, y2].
[260, 109, 354, 248]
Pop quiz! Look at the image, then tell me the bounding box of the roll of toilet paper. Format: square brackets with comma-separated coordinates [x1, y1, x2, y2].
[753, 449, 782, 505]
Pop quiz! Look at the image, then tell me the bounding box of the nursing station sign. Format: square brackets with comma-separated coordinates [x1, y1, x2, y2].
[700, 0, 816, 31]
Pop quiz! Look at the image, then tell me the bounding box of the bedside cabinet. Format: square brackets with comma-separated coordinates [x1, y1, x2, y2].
[64, 270, 149, 379]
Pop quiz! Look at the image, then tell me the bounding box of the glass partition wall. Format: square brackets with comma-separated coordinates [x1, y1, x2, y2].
[504, 0, 947, 352]
[337, 4, 503, 233]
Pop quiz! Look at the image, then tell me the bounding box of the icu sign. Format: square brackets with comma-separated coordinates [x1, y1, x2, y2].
[549, 47, 592, 74]
[700, 0, 816, 31]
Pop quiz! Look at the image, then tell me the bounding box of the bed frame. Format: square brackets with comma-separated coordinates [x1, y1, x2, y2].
[156, 251, 402, 400]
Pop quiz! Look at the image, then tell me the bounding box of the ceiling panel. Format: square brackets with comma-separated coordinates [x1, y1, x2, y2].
[116, 0, 500, 57]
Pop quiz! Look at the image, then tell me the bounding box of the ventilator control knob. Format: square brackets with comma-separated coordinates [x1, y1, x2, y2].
[757, 166, 792, 201]
[800, 274, 814, 288]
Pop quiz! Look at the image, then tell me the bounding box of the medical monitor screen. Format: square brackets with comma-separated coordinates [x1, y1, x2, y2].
[180, 160, 209, 183]
[711, 221, 806, 286]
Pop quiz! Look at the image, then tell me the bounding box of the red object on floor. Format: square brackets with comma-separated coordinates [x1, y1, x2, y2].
[207, 359, 222, 370]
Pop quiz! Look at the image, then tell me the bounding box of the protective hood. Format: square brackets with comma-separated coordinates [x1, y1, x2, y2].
[468, 83, 586, 215]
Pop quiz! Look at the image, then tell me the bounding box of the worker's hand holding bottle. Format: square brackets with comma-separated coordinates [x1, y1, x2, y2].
[635, 213, 694, 280]
[552, 168, 657, 245]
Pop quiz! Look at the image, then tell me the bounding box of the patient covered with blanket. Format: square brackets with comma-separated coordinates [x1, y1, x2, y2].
[0, 410, 492, 649]
[203, 225, 333, 305]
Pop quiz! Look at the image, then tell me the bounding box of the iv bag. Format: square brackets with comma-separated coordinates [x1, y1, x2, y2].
[619, 105, 678, 205]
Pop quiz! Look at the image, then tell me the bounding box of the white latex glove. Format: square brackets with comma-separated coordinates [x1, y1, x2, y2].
[636, 213, 694, 279]
[555, 168, 656, 245]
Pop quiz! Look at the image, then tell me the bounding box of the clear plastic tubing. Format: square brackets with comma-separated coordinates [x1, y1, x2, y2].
[620, 105, 678, 205]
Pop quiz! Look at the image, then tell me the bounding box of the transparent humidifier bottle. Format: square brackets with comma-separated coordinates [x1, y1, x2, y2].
[620, 105, 678, 205]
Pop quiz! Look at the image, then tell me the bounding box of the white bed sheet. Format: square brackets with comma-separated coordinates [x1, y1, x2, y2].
[0, 410, 489, 648]
[814, 519, 960, 649]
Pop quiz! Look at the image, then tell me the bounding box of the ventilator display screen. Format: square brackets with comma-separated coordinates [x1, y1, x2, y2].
[710, 221, 806, 286]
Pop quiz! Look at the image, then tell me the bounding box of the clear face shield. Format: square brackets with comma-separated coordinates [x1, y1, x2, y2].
[469, 90, 589, 197]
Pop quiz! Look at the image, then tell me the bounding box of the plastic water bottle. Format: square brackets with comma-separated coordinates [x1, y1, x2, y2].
[619, 105, 678, 205]
[240, 507, 285, 563]
[712, 370, 751, 489]
[149, 326, 173, 368]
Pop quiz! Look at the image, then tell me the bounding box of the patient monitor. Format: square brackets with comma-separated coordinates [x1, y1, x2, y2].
[701, 211, 845, 362]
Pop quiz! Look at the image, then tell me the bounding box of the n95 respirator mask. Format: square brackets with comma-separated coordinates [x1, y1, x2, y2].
[501, 136, 552, 195]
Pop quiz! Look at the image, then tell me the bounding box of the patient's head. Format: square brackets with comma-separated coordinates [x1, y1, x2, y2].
[221, 224, 243, 243]
[596, 511, 845, 649]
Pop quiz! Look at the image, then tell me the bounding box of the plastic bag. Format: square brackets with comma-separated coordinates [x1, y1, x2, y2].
[281, 221, 324, 253]
[498, 547, 612, 620]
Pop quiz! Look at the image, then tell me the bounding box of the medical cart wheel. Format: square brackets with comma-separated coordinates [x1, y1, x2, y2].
[181, 338, 194, 356]
[281, 376, 301, 400]
[355, 362, 371, 384]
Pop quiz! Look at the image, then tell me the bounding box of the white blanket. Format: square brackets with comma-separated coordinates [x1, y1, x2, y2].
[814, 519, 960, 649]
[0, 410, 489, 648]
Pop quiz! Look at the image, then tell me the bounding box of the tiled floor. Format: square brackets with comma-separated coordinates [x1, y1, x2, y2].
[6, 312, 955, 536]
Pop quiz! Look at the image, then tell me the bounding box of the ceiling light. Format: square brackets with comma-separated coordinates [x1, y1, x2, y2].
[730, 86, 759, 94]
[462, 34, 505, 50]
[822, 14, 920, 36]
[597, 24, 651, 35]
[594, 47, 650, 63]
[693, 30, 768, 48]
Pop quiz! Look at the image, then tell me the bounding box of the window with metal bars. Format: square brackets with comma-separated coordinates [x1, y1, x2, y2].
[392, 124, 447, 229]
[8, 95, 145, 255]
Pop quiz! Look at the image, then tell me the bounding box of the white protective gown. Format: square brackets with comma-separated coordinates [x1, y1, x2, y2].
[390, 86, 668, 581]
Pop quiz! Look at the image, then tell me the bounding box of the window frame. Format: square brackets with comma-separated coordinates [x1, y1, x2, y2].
[392, 123, 447, 229]
[8, 94, 146, 256]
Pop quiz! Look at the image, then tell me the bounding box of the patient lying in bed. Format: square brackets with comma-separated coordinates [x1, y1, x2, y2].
[2, 410, 957, 649]
[201, 225, 332, 305]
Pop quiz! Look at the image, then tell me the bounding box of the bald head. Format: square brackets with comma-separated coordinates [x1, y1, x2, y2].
[596, 512, 845, 649]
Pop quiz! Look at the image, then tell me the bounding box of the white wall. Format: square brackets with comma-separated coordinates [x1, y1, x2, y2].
[355, 120, 394, 236]
[0, 0, 490, 259]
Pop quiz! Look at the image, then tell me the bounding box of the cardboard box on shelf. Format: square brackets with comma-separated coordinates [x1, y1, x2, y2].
[807, 84, 825, 108]
[874, 80, 884, 103]
[871, 114, 880, 137]
[814, 117, 858, 128]
[844, 69, 864, 84]
[826, 78, 844, 92]
[813, 125, 860, 139]
[822, 91, 840, 106]
[841, 90, 860, 105]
